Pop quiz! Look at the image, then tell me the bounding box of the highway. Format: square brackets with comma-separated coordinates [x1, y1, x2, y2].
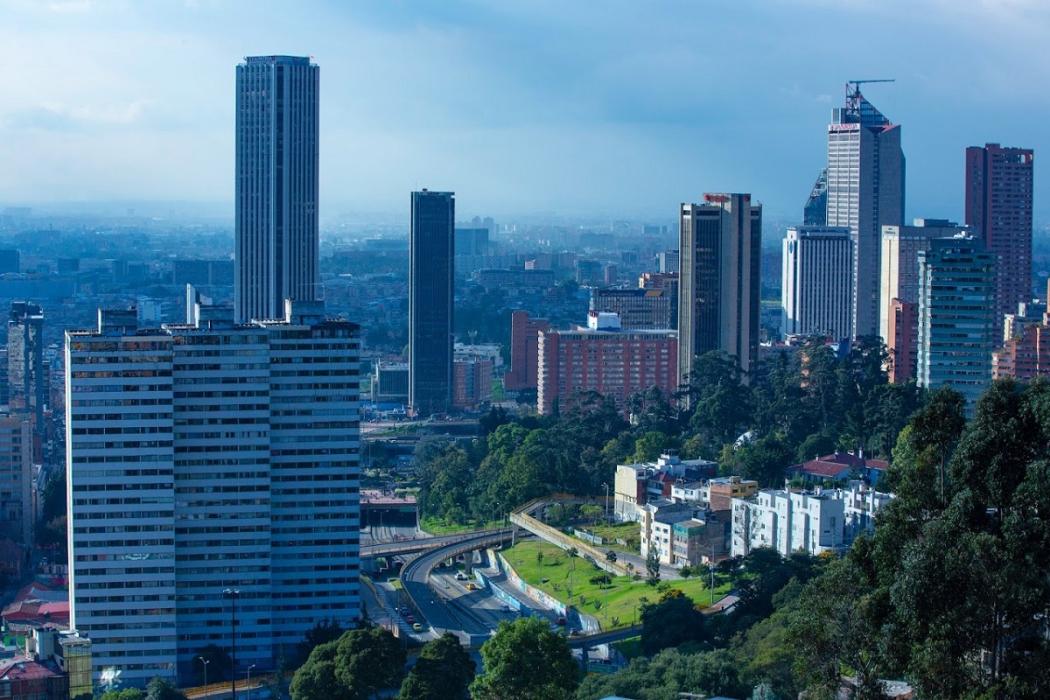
[399, 529, 514, 643]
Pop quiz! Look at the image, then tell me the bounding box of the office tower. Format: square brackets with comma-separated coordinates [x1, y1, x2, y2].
[880, 219, 969, 381]
[409, 190, 454, 416]
[0, 416, 32, 546]
[590, 288, 673, 330]
[803, 169, 828, 226]
[66, 302, 360, 686]
[781, 226, 853, 339]
[0, 250, 19, 274]
[965, 143, 1035, 332]
[657, 250, 679, 274]
[505, 311, 551, 392]
[452, 354, 494, 410]
[678, 193, 761, 390]
[826, 84, 905, 338]
[454, 228, 489, 257]
[8, 302, 45, 432]
[235, 56, 320, 323]
[640, 272, 679, 331]
[537, 312, 677, 415]
[886, 299, 918, 384]
[575, 259, 603, 285]
[916, 236, 996, 412]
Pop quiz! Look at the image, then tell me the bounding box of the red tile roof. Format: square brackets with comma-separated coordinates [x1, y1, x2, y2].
[0, 657, 63, 681]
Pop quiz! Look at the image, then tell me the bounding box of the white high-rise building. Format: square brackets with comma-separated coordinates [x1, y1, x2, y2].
[826, 84, 905, 339]
[66, 302, 360, 686]
[781, 226, 853, 339]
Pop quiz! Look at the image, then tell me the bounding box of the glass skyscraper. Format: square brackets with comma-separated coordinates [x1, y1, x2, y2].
[409, 190, 454, 416]
[916, 236, 996, 414]
[826, 87, 905, 339]
[677, 193, 761, 391]
[235, 56, 320, 323]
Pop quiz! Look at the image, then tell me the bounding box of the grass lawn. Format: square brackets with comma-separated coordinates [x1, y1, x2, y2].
[419, 516, 503, 535]
[502, 540, 730, 629]
[572, 521, 641, 553]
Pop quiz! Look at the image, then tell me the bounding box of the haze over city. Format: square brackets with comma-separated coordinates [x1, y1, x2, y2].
[1, 0, 1048, 221]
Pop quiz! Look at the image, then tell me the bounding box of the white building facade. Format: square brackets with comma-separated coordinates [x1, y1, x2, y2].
[781, 226, 853, 339]
[66, 304, 361, 686]
[731, 482, 892, 558]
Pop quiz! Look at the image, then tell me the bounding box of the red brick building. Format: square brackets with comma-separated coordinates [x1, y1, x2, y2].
[536, 312, 677, 415]
[452, 355, 493, 410]
[887, 299, 917, 383]
[965, 144, 1035, 333]
[994, 324, 1050, 381]
[505, 311, 550, 391]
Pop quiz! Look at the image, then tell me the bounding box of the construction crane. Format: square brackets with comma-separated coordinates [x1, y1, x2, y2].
[844, 79, 895, 118]
[846, 78, 895, 99]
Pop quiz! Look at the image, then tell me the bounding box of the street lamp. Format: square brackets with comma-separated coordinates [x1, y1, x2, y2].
[601, 483, 610, 523]
[245, 664, 257, 700]
[223, 588, 240, 700]
[196, 657, 210, 687]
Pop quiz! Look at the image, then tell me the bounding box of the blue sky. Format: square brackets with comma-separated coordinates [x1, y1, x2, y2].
[0, 0, 1047, 223]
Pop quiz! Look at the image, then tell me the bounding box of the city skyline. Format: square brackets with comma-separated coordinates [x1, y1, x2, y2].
[0, 1, 1049, 222]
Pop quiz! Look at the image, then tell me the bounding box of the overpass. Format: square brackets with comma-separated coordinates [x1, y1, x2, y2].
[398, 529, 514, 646]
[361, 528, 504, 559]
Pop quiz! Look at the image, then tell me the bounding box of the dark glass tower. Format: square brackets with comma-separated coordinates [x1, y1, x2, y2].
[409, 190, 455, 416]
[8, 301, 44, 431]
[235, 56, 320, 323]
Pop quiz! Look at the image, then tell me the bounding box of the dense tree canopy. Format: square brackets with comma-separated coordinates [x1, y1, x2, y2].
[419, 343, 918, 528]
[584, 380, 1050, 698]
[397, 633, 475, 700]
[290, 627, 405, 700]
[471, 617, 579, 700]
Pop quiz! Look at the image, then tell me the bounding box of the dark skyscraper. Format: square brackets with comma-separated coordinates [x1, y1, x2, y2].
[409, 190, 454, 416]
[826, 83, 905, 339]
[678, 193, 761, 392]
[803, 168, 828, 226]
[965, 143, 1035, 331]
[8, 302, 44, 432]
[235, 55, 320, 323]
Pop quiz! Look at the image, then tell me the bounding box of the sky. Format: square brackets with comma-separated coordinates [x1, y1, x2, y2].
[0, 0, 1048, 224]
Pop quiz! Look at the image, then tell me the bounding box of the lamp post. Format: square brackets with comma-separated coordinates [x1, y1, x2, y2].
[245, 664, 256, 700]
[601, 483, 610, 523]
[196, 656, 210, 688]
[223, 588, 240, 700]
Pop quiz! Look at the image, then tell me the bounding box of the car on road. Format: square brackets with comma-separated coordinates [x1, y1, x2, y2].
[455, 572, 469, 581]
[466, 582, 479, 591]
[556, 616, 567, 626]
[412, 623, 423, 632]
[500, 604, 511, 612]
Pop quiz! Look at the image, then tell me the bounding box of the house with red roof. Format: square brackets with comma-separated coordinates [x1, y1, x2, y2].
[0, 656, 68, 700]
[788, 452, 888, 486]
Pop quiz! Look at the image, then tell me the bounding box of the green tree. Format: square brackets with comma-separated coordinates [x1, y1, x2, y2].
[470, 618, 579, 700]
[290, 641, 351, 700]
[193, 644, 233, 684]
[296, 619, 345, 665]
[290, 628, 405, 700]
[645, 547, 661, 586]
[397, 633, 475, 700]
[145, 678, 187, 700]
[333, 627, 406, 699]
[640, 589, 705, 655]
[631, 431, 674, 463]
[100, 690, 145, 700]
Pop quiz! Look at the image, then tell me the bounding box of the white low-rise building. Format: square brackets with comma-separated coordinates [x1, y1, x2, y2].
[731, 481, 892, 558]
[613, 452, 717, 521]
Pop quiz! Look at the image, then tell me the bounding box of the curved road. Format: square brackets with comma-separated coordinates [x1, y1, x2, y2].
[399, 529, 513, 642]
